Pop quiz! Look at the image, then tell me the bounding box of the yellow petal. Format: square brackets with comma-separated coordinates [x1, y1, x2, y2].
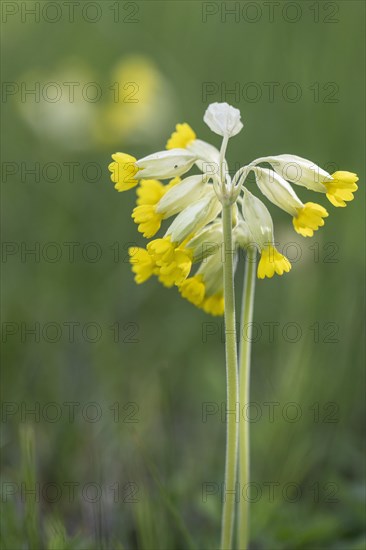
[325, 171, 359, 207]
[108, 152, 139, 191]
[166, 123, 196, 150]
[293, 202, 328, 237]
[257, 246, 291, 279]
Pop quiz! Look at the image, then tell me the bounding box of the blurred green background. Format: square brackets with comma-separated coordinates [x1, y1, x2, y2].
[1, 1, 365, 549]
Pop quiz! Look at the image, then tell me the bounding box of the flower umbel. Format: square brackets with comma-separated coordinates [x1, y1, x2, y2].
[108, 102, 359, 315]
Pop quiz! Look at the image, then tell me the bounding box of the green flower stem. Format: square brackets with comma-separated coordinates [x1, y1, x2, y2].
[220, 202, 239, 550]
[237, 246, 257, 550]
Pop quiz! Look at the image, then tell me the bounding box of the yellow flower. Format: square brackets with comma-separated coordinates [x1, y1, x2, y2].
[109, 103, 359, 314]
[202, 293, 224, 316]
[109, 153, 139, 191]
[147, 236, 176, 265]
[179, 275, 206, 306]
[147, 236, 192, 287]
[324, 171, 359, 207]
[132, 205, 163, 238]
[128, 247, 155, 284]
[158, 249, 192, 287]
[293, 202, 329, 237]
[257, 246, 291, 279]
[136, 178, 179, 206]
[166, 123, 196, 150]
[132, 177, 181, 238]
[179, 280, 224, 316]
[178, 247, 226, 316]
[136, 179, 166, 206]
[100, 55, 169, 146]
[179, 278, 225, 317]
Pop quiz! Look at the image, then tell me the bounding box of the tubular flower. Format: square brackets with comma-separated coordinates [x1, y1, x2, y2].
[242, 189, 291, 279]
[109, 101, 359, 315]
[254, 154, 359, 207]
[179, 248, 226, 316]
[196, 252, 225, 316]
[253, 167, 328, 237]
[135, 149, 197, 179]
[108, 149, 198, 190]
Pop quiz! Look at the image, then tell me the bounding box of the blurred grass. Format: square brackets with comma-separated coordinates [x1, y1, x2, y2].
[1, 1, 365, 549]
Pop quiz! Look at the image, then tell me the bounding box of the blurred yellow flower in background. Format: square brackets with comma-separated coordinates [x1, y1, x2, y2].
[97, 55, 174, 147]
[15, 55, 174, 151]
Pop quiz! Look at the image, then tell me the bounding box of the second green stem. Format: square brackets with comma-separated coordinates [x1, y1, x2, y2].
[237, 246, 257, 550]
[220, 203, 239, 550]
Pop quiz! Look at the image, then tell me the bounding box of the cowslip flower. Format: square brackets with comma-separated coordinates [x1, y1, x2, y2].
[109, 102, 358, 315]
[108, 102, 359, 550]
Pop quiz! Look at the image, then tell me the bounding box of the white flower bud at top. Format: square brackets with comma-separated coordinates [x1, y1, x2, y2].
[203, 102, 243, 138]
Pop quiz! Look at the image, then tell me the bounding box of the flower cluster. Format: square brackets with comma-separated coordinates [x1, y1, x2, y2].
[109, 102, 358, 315]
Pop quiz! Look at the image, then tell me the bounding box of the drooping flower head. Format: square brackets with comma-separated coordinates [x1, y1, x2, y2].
[109, 102, 358, 315]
